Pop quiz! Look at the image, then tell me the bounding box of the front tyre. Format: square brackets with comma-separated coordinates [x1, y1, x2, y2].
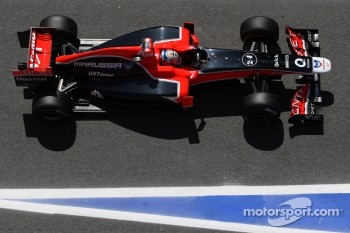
[240, 16, 279, 43]
[32, 92, 73, 124]
[241, 92, 280, 125]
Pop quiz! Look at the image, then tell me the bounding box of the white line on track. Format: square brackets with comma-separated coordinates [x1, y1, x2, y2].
[0, 184, 349, 199]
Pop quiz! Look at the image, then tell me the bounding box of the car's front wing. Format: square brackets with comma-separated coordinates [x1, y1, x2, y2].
[287, 27, 329, 124]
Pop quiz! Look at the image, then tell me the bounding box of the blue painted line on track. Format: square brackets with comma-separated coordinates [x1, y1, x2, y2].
[15, 193, 350, 232]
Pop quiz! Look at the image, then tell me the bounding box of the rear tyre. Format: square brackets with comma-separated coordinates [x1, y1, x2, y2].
[241, 92, 280, 125]
[240, 16, 279, 43]
[40, 15, 78, 41]
[32, 91, 73, 124]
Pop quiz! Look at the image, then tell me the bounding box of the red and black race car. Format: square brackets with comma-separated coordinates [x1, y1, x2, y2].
[12, 15, 331, 125]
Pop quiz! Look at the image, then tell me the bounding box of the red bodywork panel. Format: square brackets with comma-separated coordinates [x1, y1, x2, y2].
[290, 85, 309, 118]
[28, 29, 52, 69]
[13, 28, 54, 78]
[286, 27, 308, 57]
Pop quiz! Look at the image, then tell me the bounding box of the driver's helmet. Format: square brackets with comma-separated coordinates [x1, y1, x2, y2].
[160, 49, 182, 66]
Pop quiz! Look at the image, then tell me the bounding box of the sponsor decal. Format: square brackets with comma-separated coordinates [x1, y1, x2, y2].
[313, 58, 330, 72]
[287, 29, 308, 56]
[314, 60, 323, 69]
[137, 50, 154, 57]
[242, 53, 257, 66]
[273, 55, 279, 67]
[323, 59, 326, 71]
[307, 103, 315, 118]
[290, 39, 298, 48]
[291, 98, 301, 115]
[305, 105, 314, 119]
[243, 197, 342, 227]
[28, 31, 42, 68]
[295, 50, 306, 57]
[20, 69, 53, 76]
[294, 58, 306, 68]
[285, 55, 290, 68]
[307, 31, 312, 42]
[73, 62, 123, 69]
[88, 71, 113, 77]
[295, 88, 304, 99]
[15, 76, 47, 82]
[306, 115, 322, 120]
[290, 86, 307, 116]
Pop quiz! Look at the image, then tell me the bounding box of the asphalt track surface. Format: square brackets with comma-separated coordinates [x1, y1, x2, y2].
[0, 0, 349, 232]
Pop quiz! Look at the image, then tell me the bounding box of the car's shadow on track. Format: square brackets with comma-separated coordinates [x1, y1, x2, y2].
[22, 80, 334, 151]
[23, 114, 77, 151]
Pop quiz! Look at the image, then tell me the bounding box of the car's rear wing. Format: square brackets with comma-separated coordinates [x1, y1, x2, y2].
[286, 27, 330, 124]
[13, 27, 54, 86]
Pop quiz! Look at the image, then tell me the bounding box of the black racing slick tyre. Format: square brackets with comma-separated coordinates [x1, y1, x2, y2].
[240, 16, 279, 42]
[241, 92, 281, 125]
[32, 92, 73, 124]
[40, 15, 78, 41]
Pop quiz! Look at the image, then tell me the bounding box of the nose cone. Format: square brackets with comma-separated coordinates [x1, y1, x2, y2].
[312, 57, 331, 73]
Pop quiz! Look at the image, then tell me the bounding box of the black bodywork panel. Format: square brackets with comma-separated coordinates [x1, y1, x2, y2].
[199, 48, 313, 74]
[17, 30, 31, 48]
[55, 56, 178, 100]
[91, 26, 180, 50]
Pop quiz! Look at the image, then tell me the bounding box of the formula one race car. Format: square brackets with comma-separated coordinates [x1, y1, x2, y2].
[12, 15, 331, 125]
